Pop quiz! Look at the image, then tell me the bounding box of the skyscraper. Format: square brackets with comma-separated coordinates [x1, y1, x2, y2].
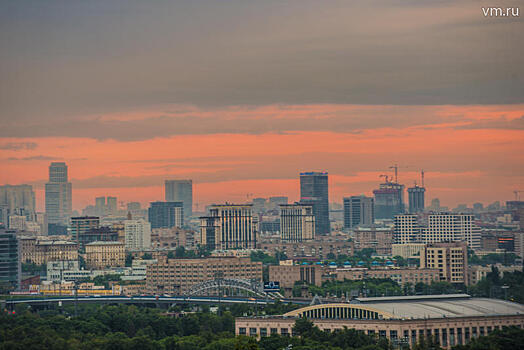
[280, 204, 315, 242]
[200, 204, 257, 250]
[299, 172, 330, 235]
[165, 180, 193, 220]
[373, 181, 405, 219]
[343, 195, 374, 229]
[407, 186, 425, 213]
[0, 230, 20, 291]
[0, 184, 36, 224]
[148, 201, 184, 229]
[45, 162, 72, 231]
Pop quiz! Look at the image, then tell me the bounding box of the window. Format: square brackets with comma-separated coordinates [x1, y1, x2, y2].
[379, 330, 387, 337]
[281, 328, 289, 336]
[260, 328, 268, 337]
[270, 328, 278, 335]
[249, 328, 257, 336]
[239, 328, 246, 335]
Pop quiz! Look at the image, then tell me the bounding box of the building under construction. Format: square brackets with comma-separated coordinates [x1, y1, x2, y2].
[373, 182, 405, 219]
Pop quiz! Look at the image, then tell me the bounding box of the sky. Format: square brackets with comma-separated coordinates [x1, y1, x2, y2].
[1, 0, 523, 211]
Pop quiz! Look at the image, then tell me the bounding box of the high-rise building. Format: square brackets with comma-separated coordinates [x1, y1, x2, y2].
[0, 230, 20, 291]
[148, 202, 184, 229]
[299, 172, 330, 235]
[200, 204, 258, 250]
[70, 216, 100, 243]
[280, 204, 315, 243]
[423, 213, 481, 250]
[373, 181, 405, 219]
[8, 215, 26, 231]
[407, 186, 425, 213]
[0, 185, 36, 224]
[165, 180, 193, 219]
[420, 241, 469, 285]
[45, 162, 72, 229]
[124, 219, 151, 250]
[393, 214, 421, 244]
[106, 196, 117, 214]
[343, 196, 374, 229]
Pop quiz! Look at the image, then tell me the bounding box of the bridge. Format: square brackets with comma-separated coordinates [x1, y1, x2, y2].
[3, 295, 309, 310]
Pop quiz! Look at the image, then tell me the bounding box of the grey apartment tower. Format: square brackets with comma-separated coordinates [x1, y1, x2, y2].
[408, 186, 425, 213]
[165, 180, 192, 219]
[45, 162, 72, 232]
[299, 172, 330, 235]
[343, 195, 374, 229]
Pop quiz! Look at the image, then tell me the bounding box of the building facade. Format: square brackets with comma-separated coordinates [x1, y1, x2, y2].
[280, 204, 315, 242]
[124, 219, 152, 250]
[393, 214, 420, 244]
[70, 216, 100, 243]
[424, 214, 481, 250]
[0, 184, 36, 225]
[45, 162, 72, 228]
[200, 204, 258, 250]
[373, 182, 405, 219]
[148, 201, 184, 229]
[352, 227, 393, 255]
[391, 243, 426, 259]
[165, 180, 193, 220]
[343, 196, 374, 229]
[146, 256, 263, 295]
[0, 230, 20, 290]
[420, 242, 469, 285]
[407, 186, 425, 213]
[300, 172, 330, 235]
[85, 241, 125, 269]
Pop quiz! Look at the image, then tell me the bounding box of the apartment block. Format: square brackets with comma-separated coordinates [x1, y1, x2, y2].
[420, 242, 469, 285]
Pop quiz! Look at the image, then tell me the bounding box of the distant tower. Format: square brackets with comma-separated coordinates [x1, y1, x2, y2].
[45, 162, 72, 231]
[148, 201, 184, 229]
[343, 196, 374, 229]
[408, 187, 425, 213]
[165, 180, 193, 220]
[299, 172, 330, 234]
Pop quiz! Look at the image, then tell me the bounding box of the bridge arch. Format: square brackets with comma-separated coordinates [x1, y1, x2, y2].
[283, 303, 395, 320]
[186, 278, 267, 298]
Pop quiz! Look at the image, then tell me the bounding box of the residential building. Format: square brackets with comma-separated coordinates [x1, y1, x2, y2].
[200, 204, 258, 250]
[45, 162, 72, 229]
[78, 226, 119, 248]
[146, 256, 263, 295]
[85, 241, 125, 269]
[391, 243, 426, 259]
[31, 240, 78, 265]
[148, 201, 184, 229]
[124, 219, 152, 250]
[70, 216, 100, 243]
[165, 180, 193, 219]
[259, 236, 353, 260]
[420, 242, 469, 285]
[300, 172, 330, 234]
[8, 215, 26, 231]
[280, 204, 315, 242]
[150, 227, 198, 250]
[352, 227, 393, 255]
[393, 214, 420, 244]
[468, 264, 523, 285]
[343, 196, 374, 229]
[0, 184, 36, 224]
[424, 213, 481, 250]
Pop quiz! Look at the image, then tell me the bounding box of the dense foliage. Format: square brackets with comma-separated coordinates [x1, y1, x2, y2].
[469, 269, 524, 303]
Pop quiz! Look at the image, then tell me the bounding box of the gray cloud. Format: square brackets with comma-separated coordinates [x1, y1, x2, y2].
[0, 142, 38, 150]
[0, 0, 522, 126]
[7, 155, 60, 161]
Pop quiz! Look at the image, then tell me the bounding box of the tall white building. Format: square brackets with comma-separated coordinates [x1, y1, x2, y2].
[393, 214, 420, 244]
[423, 213, 481, 250]
[200, 204, 257, 250]
[280, 204, 315, 243]
[124, 219, 151, 250]
[45, 162, 72, 227]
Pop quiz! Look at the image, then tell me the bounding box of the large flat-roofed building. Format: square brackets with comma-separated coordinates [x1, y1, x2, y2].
[70, 216, 100, 244]
[146, 256, 263, 295]
[200, 204, 258, 250]
[259, 236, 353, 260]
[236, 294, 524, 348]
[300, 172, 330, 235]
[165, 180, 193, 220]
[20, 237, 78, 265]
[424, 213, 481, 250]
[343, 196, 374, 229]
[393, 214, 420, 244]
[280, 204, 315, 242]
[391, 243, 426, 259]
[420, 241, 469, 285]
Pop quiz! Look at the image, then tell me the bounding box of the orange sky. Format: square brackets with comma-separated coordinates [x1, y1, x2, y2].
[1, 104, 523, 212]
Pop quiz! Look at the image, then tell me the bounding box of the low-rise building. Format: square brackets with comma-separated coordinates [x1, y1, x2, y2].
[352, 227, 393, 255]
[391, 243, 426, 259]
[85, 241, 125, 269]
[468, 264, 523, 285]
[259, 236, 353, 259]
[21, 238, 78, 265]
[236, 295, 524, 348]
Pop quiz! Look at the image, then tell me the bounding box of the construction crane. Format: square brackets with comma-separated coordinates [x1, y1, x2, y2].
[379, 174, 390, 183]
[389, 164, 398, 183]
[514, 190, 524, 201]
[421, 170, 425, 187]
